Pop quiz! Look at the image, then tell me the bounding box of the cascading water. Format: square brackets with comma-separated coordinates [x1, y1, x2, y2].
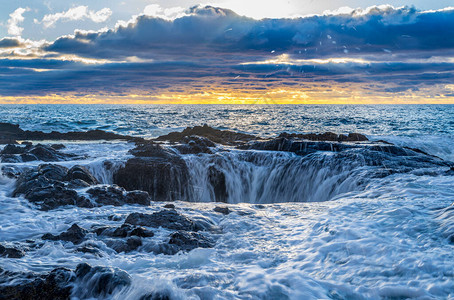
[184, 149, 373, 204]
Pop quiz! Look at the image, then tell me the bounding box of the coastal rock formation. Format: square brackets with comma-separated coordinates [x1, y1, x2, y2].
[114, 143, 189, 201]
[0, 122, 142, 144]
[1, 143, 78, 163]
[0, 263, 132, 300]
[13, 164, 150, 210]
[124, 210, 200, 231]
[42, 224, 89, 245]
[0, 244, 25, 258]
[155, 124, 257, 145]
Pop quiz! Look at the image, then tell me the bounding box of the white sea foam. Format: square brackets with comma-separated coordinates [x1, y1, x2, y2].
[1, 139, 454, 299]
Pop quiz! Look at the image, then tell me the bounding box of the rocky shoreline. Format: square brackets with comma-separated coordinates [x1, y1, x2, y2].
[1, 123, 453, 299]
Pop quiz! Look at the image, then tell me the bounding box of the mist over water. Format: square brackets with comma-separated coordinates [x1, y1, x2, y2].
[1, 105, 454, 299]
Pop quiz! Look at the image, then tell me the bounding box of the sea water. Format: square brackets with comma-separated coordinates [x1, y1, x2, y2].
[1, 104, 454, 299]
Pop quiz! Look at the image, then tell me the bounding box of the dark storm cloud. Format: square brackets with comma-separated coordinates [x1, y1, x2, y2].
[44, 5, 454, 59]
[0, 5, 453, 98]
[0, 38, 23, 48]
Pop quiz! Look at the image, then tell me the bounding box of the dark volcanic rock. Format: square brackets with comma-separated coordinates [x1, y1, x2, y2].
[1, 144, 77, 163]
[26, 185, 92, 211]
[74, 263, 131, 298]
[0, 122, 143, 143]
[156, 124, 257, 145]
[114, 156, 189, 202]
[208, 165, 228, 203]
[65, 165, 98, 185]
[42, 224, 88, 245]
[279, 131, 368, 142]
[104, 236, 143, 253]
[0, 267, 73, 300]
[124, 210, 200, 231]
[140, 292, 171, 300]
[0, 244, 25, 258]
[87, 185, 151, 206]
[0, 263, 131, 300]
[163, 203, 175, 209]
[214, 206, 230, 215]
[96, 224, 154, 238]
[168, 230, 214, 252]
[173, 135, 216, 154]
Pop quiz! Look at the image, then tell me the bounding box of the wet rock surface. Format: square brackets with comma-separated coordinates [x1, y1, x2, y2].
[0, 263, 132, 300]
[87, 185, 151, 206]
[1, 143, 78, 163]
[0, 244, 25, 258]
[155, 124, 257, 145]
[168, 230, 214, 252]
[114, 143, 189, 201]
[124, 210, 201, 231]
[0, 122, 142, 144]
[12, 164, 151, 210]
[42, 224, 88, 245]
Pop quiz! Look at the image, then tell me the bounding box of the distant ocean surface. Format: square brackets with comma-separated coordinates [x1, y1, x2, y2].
[2, 104, 454, 160]
[2, 104, 454, 299]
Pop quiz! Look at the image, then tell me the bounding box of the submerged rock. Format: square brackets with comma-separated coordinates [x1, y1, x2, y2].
[124, 210, 200, 231]
[42, 224, 88, 245]
[74, 263, 131, 298]
[168, 230, 214, 252]
[0, 244, 25, 258]
[214, 206, 230, 215]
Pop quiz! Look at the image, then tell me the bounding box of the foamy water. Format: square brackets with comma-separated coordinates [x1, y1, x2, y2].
[1, 105, 454, 299]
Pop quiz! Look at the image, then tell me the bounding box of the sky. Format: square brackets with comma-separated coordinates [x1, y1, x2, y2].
[0, 1, 453, 104]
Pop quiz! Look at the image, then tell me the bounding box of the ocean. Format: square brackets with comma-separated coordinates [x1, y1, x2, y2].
[1, 104, 454, 299]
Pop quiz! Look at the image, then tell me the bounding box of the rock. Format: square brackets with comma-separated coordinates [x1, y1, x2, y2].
[140, 292, 171, 300]
[208, 165, 228, 203]
[74, 263, 131, 298]
[0, 263, 131, 300]
[50, 144, 65, 150]
[65, 165, 98, 185]
[156, 124, 257, 145]
[168, 230, 214, 252]
[1, 144, 28, 155]
[126, 190, 151, 206]
[105, 237, 143, 253]
[173, 135, 216, 154]
[213, 206, 230, 215]
[163, 204, 175, 209]
[0, 267, 73, 300]
[0, 244, 25, 258]
[87, 185, 151, 206]
[26, 185, 92, 211]
[0, 122, 142, 142]
[76, 246, 100, 254]
[1, 144, 77, 163]
[114, 156, 189, 202]
[124, 210, 200, 231]
[278, 131, 368, 142]
[42, 224, 88, 245]
[96, 224, 154, 238]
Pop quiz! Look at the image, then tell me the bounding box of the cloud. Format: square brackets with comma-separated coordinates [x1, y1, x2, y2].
[0, 37, 24, 48]
[0, 5, 453, 103]
[39, 6, 112, 28]
[44, 5, 454, 60]
[7, 7, 29, 36]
